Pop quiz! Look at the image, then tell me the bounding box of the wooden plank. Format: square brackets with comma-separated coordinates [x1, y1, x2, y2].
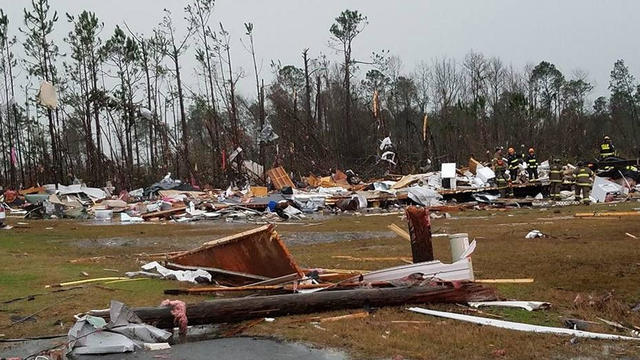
[387, 224, 410, 241]
[575, 212, 640, 218]
[475, 279, 534, 284]
[468, 157, 482, 174]
[141, 206, 186, 220]
[266, 166, 295, 190]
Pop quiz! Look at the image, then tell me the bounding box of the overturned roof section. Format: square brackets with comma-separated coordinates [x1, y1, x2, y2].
[169, 225, 303, 279]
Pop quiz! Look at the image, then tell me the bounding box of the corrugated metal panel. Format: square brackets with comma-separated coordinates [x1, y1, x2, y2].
[169, 225, 303, 279]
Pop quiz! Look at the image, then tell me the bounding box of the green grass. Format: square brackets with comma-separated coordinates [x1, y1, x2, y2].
[1, 203, 640, 359]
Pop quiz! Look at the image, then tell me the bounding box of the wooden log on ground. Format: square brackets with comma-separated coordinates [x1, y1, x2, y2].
[405, 206, 434, 263]
[105, 282, 497, 329]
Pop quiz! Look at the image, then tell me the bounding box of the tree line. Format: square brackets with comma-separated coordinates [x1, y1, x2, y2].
[0, 1, 639, 189]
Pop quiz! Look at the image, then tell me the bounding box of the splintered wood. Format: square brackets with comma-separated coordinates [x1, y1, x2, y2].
[405, 206, 434, 263]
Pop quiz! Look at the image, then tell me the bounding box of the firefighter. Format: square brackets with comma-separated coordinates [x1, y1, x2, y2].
[491, 147, 504, 167]
[549, 158, 563, 200]
[506, 147, 521, 182]
[599, 135, 616, 160]
[573, 162, 594, 203]
[561, 166, 575, 195]
[526, 148, 538, 181]
[493, 158, 510, 197]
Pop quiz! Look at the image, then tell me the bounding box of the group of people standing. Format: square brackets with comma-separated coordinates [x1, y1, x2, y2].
[490, 143, 597, 203]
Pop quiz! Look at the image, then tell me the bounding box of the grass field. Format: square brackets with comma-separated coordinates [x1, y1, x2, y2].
[1, 202, 640, 359]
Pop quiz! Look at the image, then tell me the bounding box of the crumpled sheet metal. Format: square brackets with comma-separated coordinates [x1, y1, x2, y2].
[69, 300, 170, 355]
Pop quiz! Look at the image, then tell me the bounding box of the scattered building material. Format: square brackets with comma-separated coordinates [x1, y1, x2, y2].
[129, 261, 212, 284]
[169, 225, 303, 281]
[355, 258, 474, 283]
[141, 206, 187, 220]
[575, 211, 640, 218]
[317, 312, 369, 322]
[408, 307, 640, 341]
[97, 282, 497, 329]
[165, 262, 270, 283]
[267, 166, 295, 190]
[46, 277, 127, 288]
[468, 301, 551, 311]
[405, 206, 434, 263]
[387, 223, 410, 241]
[474, 279, 534, 284]
[525, 230, 546, 239]
[332, 255, 413, 263]
[69, 301, 171, 355]
[165, 283, 331, 295]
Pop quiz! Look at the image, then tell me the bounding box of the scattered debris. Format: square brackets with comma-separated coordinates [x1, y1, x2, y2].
[525, 230, 546, 239]
[467, 301, 551, 311]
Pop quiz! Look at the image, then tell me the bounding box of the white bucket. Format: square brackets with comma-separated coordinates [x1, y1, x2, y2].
[449, 233, 474, 280]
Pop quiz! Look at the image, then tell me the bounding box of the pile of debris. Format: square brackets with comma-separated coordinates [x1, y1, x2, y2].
[2, 157, 639, 224]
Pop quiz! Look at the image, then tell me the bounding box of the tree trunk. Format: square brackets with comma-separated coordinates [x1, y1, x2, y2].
[174, 47, 191, 181]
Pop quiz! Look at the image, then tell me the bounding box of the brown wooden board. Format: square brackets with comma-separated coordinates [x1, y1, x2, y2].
[169, 225, 303, 279]
[267, 166, 295, 190]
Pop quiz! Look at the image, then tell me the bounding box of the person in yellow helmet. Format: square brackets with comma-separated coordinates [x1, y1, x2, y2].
[526, 148, 538, 181]
[549, 159, 563, 200]
[506, 147, 521, 182]
[493, 158, 510, 197]
[573, 161, 594, 203]
[599, 135, 616, 160]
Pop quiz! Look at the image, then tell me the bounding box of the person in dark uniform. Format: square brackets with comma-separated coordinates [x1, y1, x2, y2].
[526, 148, 538, 181]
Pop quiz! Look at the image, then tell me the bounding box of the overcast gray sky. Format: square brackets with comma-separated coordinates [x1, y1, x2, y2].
[3, 0, 640, 99]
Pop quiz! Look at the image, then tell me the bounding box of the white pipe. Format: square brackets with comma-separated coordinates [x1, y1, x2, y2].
[408, 307, 640, 341]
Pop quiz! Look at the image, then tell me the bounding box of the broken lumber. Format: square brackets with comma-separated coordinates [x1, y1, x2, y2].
[387, 224, 410, 241]
[475, 278, 534, 284]
[103, 282, 497, 329]
[332, 255, 412, 263]
[45, 277, 127, 288]
[266, 166, 295, 190]
[165, 283, 331, 295]
[575, 212, 640, 218]
[141, 206, 187, 220]
[405, 206, 434, 263]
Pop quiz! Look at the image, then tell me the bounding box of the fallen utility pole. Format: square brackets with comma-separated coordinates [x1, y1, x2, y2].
[100, 282, 496, 329]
